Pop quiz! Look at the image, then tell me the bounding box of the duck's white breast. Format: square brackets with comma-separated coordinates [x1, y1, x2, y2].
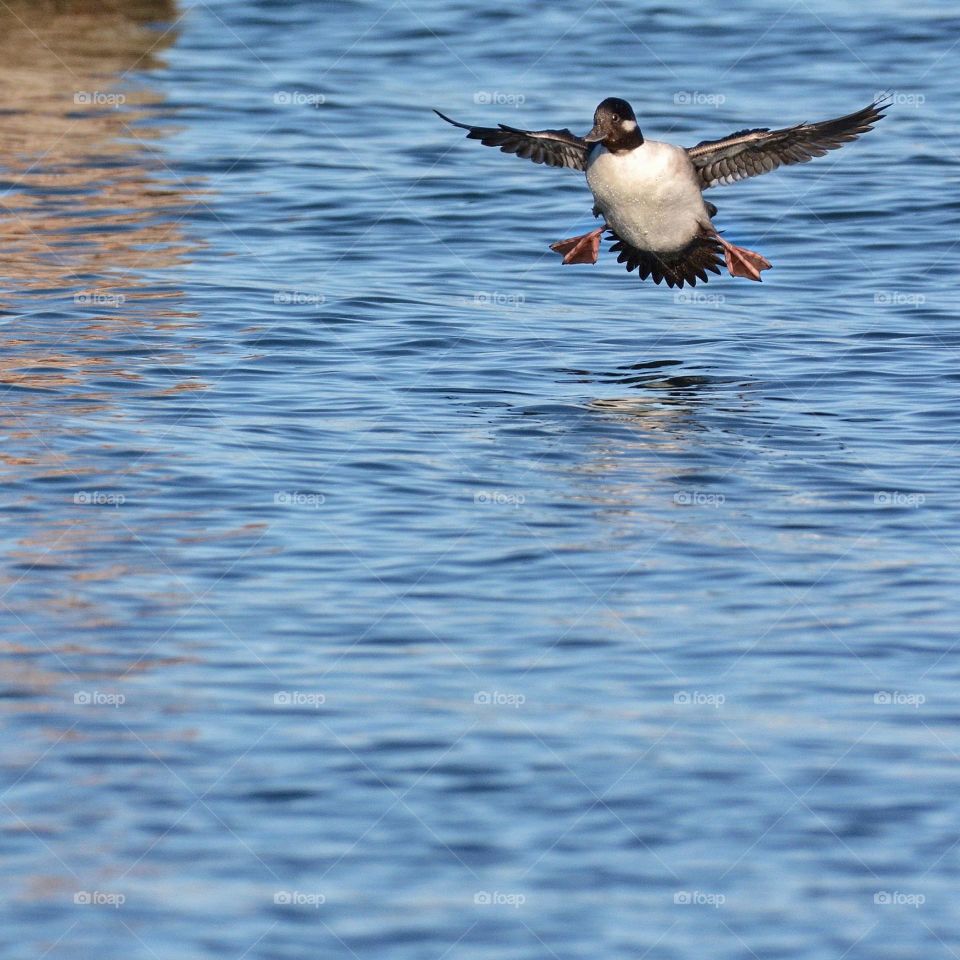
[586, 141, 709, 254]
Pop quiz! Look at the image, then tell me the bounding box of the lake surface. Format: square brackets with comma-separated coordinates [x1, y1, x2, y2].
[1, 1, 959, 957]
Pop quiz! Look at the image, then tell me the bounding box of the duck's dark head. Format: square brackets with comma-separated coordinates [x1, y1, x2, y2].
[584, 97, 643, 152]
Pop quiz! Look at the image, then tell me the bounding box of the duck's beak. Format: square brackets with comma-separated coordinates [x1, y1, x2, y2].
[583, 123, 604, 143]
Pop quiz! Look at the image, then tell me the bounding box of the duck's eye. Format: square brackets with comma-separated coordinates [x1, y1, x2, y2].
[611, 115, 619, 123]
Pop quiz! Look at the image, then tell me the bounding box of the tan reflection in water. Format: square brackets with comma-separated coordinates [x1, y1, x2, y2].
[0, 0, 198, 358]
[0, 0, 205, 434]
[0, 1, 205, 634]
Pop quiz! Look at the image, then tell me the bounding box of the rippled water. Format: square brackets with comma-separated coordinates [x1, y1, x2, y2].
[2, 1, 959, 957]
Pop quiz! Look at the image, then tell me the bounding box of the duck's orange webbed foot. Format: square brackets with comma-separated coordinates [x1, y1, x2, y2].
[550, 225, 607, 265]
[712, 232, 772, 281]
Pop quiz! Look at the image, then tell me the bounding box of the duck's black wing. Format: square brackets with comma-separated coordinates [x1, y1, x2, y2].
[686, 99, 887, 190]
[434, 109, 590, 171]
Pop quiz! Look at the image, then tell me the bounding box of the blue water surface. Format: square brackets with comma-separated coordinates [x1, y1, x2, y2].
[1, 1, 959, 957]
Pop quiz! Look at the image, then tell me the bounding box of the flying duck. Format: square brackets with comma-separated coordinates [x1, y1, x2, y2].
[435, 97, 886, 287]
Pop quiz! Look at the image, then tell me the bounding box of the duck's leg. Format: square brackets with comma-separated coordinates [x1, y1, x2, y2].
[710, 229, 772, 281]
[550, 224, 608, 265]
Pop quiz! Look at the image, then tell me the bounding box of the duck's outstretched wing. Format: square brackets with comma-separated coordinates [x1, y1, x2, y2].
[686, 99, 887, 190]
[434, 109, 590, 171]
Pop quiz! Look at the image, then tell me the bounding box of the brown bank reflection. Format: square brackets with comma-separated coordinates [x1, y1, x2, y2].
[0, 1, 204, 639]
[0, 2, 194, 297]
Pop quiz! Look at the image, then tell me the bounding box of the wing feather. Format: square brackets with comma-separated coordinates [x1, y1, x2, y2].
[687, 99, 887, 190]
[434, 109, 590, 171]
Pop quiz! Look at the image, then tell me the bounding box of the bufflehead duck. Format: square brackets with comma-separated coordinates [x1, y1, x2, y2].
[435, 96, 886, 287]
